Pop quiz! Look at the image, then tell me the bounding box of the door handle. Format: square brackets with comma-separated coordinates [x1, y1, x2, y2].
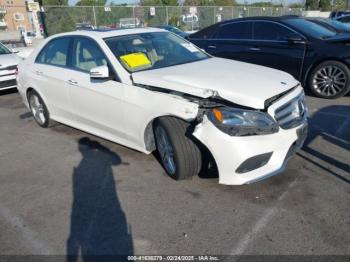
[68, 79, 78, 85]
[208, 45, 217, 49]
[249, 47, 261, 51]
[35, 70, 43, 75]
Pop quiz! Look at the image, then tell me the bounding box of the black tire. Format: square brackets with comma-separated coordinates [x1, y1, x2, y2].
[27, 90, 52, 128]
[154, 117, 202, 180]
[308, 60, 350, 99]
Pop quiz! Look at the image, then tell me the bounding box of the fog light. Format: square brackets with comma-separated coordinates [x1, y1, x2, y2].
[236, 152, 273, 174]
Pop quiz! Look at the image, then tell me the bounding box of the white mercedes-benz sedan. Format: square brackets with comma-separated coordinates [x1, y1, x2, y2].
[17, 28, 308, 185]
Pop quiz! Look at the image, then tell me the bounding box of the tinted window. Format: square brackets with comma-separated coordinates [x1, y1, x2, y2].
[285, 18, 336, 39]
[36, 38, 70, 66]
[216, 22, 253, 39]
[72, 37, 107, 72]
[337, 16, 350, 23]
[254, 21, 298, 41]
[190, 24, 218, 39]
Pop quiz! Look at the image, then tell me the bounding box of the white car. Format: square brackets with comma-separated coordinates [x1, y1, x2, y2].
[0, 42, 21, 91]
[17, 28, 308, 185]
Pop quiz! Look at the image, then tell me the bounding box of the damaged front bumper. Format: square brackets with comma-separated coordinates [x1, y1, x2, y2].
[193, 118, 307, 185]
[193, 87, 308, 185]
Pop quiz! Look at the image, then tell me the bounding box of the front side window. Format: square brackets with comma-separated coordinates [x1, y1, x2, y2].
[254, 22, 299, 41]
[337, 16, 350, 23]
[105, 32, 209, 73]
[36, 37, 70, 67]
[216, 22, 253, 40]
[72, 37, 107, 72]
[285, 18, 336, 39]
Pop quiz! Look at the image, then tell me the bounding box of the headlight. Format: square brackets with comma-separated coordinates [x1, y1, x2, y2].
[208, 107, 279, 136]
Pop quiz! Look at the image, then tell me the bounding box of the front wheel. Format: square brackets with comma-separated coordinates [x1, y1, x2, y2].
[154, 117, 202, 180]
[28, 90, 52, 128]
[308, 61, 350, 99]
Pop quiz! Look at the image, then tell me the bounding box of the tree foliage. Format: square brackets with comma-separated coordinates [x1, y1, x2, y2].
[43, 0, 68, 5]
[305, 0, 319, 10]
[319, 0, 332, 11]
[140, 0, 178, 6]
[75, 0, 107, 6]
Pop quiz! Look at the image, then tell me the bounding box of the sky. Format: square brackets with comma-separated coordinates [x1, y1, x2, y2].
[68, 0, 304, 6]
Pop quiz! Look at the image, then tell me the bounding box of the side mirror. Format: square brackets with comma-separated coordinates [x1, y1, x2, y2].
[12, 49, 20, 54]
[90, 65, 110, 79]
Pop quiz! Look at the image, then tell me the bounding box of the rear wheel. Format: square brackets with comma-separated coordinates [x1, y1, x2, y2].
[28, 90, 52, 128]
[154, 117, 202, 180]
[308, 61, 350, 99]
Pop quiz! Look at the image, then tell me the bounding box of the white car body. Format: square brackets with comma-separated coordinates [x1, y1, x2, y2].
[17, 28, 308, 185]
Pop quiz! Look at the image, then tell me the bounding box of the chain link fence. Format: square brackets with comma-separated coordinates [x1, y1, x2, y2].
[42, 5, 304, 36]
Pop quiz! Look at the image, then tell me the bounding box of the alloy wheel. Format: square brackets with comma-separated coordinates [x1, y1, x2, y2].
[29, 94, 46, 125]
[155, 126, 176, 175]
[312, 65, 347, 97]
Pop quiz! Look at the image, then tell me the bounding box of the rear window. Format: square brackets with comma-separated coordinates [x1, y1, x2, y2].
[190, 24, 218, 39]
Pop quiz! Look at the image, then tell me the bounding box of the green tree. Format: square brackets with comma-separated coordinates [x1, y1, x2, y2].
[43, 0, 68, 5]
[288, 3, 304, 8]
[305, 0, 319, 9]
[75, 0, 107, 6]
[140, 0, 178, 5]
[319, 0, 332, 11]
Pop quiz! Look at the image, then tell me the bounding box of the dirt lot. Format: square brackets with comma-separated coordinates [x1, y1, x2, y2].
[0, 90, 349, 257]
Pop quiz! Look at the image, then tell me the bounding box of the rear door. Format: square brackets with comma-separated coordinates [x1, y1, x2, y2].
[249, 21, 306, 79]
[202, 21, 256, 63]
[32, 37, 74, 121]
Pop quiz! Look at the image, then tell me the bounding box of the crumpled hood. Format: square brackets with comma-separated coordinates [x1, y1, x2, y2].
[0, 54, 20, 68]
[132, 57, 299, 109]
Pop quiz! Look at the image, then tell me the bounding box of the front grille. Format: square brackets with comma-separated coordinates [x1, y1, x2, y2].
[0, 65, 17, 71]
[274, 93, 307, 129]
[0, 79, 16, 89]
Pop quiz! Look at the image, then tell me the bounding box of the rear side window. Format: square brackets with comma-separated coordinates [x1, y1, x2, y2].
[36, 38, 70, 67]
[254, 21, 298, 41]
[190, 24, 218, 39]
[215, 22, 253, 40]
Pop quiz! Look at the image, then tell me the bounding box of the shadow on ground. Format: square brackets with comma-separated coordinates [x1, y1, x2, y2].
[67, 137, 133, 262]
[299, 105, 350, 184]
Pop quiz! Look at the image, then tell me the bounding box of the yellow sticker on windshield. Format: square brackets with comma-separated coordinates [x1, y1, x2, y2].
[120, 53, 151, 69]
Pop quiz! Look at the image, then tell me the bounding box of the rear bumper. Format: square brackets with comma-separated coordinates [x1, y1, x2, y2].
[193, 118, 307, 185]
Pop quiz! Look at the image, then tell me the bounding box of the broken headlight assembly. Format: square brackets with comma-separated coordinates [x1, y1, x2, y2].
[208, 107, 279, 136]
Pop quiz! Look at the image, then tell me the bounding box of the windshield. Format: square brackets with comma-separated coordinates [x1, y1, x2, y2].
[286, 18, 337, 39]
[0, 42, 11, 55]
[327, 19, 350, 31]
[104, 32, 209, 72]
